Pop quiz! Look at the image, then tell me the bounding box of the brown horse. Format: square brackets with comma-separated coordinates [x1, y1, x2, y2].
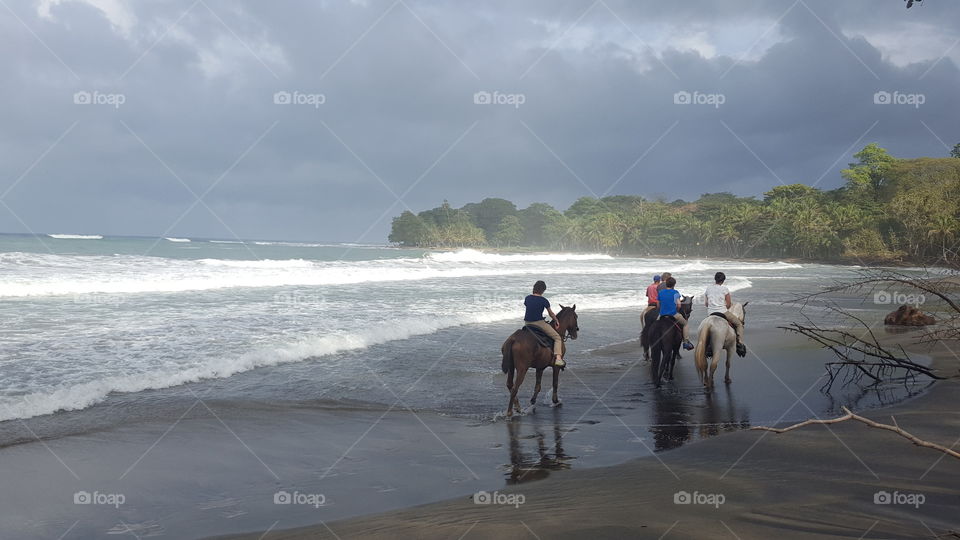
[501, 305, 579, 417]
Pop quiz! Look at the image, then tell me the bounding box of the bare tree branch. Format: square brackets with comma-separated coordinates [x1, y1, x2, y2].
[753, 406, 960, 460]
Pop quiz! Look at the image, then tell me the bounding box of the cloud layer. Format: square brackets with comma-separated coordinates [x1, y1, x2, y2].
[1, 0, 958, 242]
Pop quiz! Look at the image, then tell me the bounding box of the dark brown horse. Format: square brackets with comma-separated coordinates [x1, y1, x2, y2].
[645, 295, 694, 388]
[501, 305, 579, 417]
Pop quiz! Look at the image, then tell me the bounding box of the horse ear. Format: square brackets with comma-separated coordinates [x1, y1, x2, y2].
[559, 304, 566, 310]
[572, 304, 576, 310]
[742, 301, 750, 309]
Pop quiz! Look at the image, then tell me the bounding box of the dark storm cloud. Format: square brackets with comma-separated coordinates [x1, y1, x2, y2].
[0, 0, 957, 242]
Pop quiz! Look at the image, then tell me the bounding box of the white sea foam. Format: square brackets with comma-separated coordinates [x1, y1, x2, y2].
[0, 274, 757, 420]
[426, 249, 614, 263]
[48, 234, 103, 240]
[164, 237, 191, 243]
[209, 240, 244, 244]
[0, 250, 777, 298]
[0, 298, 583, 421]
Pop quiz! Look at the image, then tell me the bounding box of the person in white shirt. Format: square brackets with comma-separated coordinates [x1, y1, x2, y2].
[704, 272, 745, 353]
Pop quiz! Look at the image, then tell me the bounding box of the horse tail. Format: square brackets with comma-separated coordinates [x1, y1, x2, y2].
[501, 339, 514, 374]
[694, 323, 710, 379]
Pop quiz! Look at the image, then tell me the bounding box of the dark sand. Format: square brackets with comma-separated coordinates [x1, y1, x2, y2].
[217, 332, 960, 540]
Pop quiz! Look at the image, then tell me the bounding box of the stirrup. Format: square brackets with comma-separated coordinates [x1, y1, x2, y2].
[682, 340, 694, 351]
[736, 342, 747, 357]
[553, 356, 566, 368]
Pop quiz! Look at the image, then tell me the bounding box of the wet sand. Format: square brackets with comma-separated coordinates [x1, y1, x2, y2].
[0, 325, 947, 539]
[217, 331, 960, 540]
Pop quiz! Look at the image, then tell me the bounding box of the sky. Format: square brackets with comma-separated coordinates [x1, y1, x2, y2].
[1, 0, 958, 242]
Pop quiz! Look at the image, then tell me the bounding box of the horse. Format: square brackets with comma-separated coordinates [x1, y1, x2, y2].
[640, 296, 693, 360]
[501, 305, 579, 417]
[693, 302, 748, 388]
[646, 296, 694, 388]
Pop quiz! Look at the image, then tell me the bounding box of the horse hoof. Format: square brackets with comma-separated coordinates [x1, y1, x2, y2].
[551, 401, 562, 408]
[725, 378, 732, 384]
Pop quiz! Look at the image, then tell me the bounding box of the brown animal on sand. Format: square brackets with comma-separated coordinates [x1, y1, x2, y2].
[884, 305, 935, 326]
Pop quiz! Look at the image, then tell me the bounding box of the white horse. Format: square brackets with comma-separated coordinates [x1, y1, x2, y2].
[693, 302, 748, 388]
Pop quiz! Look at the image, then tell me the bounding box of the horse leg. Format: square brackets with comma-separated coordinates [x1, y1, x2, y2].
[551, 367, 561, 405]
[707, 334, 722, 388]
[724, 347, 733, 384]
[505, 363, 516, 417]
[530, 368, 544, 405]
[512, 366, 529, 414]
[708, 355, 719, 388]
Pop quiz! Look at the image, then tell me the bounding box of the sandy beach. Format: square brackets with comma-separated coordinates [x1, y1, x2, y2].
[216, 330, 960, 540]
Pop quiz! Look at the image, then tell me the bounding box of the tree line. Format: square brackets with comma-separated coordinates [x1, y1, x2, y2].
[388, 143, 960, 263]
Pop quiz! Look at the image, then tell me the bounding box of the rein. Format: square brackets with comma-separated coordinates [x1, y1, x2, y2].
[551, 319, 569, 342]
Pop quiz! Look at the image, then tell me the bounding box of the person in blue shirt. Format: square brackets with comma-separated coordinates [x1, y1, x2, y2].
[523, 280, 565, 367]
[658, 276, 694, 350]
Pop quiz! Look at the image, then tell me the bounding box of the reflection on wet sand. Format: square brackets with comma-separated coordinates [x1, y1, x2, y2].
[649, 383, 751, 451]
[650, 386, 691, 451]
[505, 408, 573, 484]
[697, 385, 751, 439]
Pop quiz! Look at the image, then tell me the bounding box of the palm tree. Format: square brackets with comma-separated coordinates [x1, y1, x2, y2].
[927, 215, 960, 261]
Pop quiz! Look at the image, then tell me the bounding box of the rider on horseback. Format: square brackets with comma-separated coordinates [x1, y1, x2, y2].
[523, 280, 565, 368]
[640, 274, 660, 322]
[658, 276, 695, 351]
[657, 272, 672, 292]
[704, 272, 746, 356]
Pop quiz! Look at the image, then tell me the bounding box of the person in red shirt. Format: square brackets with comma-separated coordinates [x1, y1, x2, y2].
[641, 274, 661, 322]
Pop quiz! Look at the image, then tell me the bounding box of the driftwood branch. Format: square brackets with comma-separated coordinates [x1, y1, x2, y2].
[779, 317, 941, 391]
[753, 406, 960, 460]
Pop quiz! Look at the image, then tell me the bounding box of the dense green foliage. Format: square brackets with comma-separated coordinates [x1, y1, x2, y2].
[389, 144, 960, 262]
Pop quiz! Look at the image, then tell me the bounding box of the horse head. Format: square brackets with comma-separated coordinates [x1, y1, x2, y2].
[679, 295, 695, 319]
[730, 301, 748, 324]
[557, 304, 579, 340]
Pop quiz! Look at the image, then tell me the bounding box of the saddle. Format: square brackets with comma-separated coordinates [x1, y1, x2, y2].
[522, 324, 556, 349]
[657, 314, 682, 330]
[710, 312, 734, 328]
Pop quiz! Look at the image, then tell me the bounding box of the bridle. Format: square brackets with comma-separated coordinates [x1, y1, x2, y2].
[555, 310, 579, 341]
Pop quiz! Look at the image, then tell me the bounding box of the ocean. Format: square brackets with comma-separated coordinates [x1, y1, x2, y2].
[0, 232, 926, 431]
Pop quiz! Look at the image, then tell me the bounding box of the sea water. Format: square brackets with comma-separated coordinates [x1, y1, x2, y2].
[0, 233, 925, 433]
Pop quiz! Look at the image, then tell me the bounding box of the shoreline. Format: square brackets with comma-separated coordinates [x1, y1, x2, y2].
[216, 329, 960, 540]
[409, 245, 932, 268]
